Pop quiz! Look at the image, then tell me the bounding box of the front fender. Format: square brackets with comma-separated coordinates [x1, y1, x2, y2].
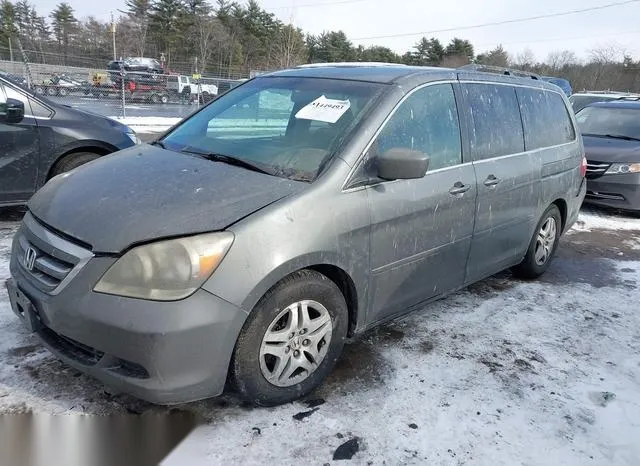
[203, 250, 369, 333]
[38, 138, 126, 186]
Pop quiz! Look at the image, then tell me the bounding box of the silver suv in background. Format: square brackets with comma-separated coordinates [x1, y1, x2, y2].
[7, 64, 586, 406]
[570, 91, 640, 113]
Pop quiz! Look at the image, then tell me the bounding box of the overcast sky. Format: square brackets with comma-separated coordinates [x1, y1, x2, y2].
[30, 0, 640, 61]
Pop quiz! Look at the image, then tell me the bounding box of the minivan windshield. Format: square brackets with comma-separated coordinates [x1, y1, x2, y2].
[161, 76, 385, 181]
[576, 106, 640, 140]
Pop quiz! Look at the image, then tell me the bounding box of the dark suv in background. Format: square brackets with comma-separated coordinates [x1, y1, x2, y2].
[0, 75, 138, 206]
[577, 100, 640, 211]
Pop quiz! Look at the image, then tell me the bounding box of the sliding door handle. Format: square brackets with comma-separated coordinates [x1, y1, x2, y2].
[449, 182, 471, 195]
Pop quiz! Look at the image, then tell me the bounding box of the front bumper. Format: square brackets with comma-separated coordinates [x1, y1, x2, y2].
[585, 173, 640, 211]
[8, 216, 248, 405]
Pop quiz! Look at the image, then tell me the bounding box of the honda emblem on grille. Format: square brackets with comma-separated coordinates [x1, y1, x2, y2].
[24, 247, 37, 271]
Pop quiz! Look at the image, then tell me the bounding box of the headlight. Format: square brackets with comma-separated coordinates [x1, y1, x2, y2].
[94, 232, 234, 301]
[125, 130, 141, 145]
[605, 163, 640, 175]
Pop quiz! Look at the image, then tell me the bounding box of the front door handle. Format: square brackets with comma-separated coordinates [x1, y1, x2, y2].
[449, 182, 471, 196]
[484, 175, 501, 187]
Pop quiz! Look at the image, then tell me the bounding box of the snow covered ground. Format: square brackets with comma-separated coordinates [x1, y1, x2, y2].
[1, 207, 640, 465]
[110, 116, 182, 134]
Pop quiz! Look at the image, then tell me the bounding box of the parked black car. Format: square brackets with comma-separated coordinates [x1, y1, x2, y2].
[576, 100, 640, 211]
[0, 75, 139, 206]
[107, 58, 165, 86]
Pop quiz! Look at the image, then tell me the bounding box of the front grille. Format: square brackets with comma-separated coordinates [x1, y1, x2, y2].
[16, 234, 75, 291]
[38, 326, 105, 365]
[586, 161, 611, 179]
[38, 325, 150, 379]
[14, 213, 93, 294]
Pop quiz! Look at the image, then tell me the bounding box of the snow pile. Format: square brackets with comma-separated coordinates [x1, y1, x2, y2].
[109, 116, 182, 134]
[572, 209, 640, 232]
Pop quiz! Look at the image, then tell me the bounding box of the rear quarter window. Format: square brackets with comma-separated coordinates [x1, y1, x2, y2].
[517, 88, 576, 150]
[462, 83, 524, 160]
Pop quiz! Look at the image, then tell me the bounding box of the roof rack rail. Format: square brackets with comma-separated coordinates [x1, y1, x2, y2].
[579, 90, 640, 95]
[458, 64, 540, 80]
[297, 62, 407, 68]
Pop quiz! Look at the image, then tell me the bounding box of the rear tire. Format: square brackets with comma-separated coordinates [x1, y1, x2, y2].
[512, 204, 562, 279]
[51, 152, 102, 178]
[58, 88, 69, 97]
[232, 270, 348, 406]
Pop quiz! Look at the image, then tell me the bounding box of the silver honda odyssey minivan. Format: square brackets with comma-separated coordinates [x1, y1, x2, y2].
[7, 64, 587, 406]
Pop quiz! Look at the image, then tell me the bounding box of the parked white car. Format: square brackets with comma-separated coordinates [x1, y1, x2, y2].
[167, 75, 218, 101]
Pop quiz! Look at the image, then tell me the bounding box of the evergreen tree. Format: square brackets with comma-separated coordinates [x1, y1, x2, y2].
[445, 37, 474, 62]
[148, 0, 188, 65]
[476, 45, 510, 67]
[49, 2, 77, 64]
[410, 37, 444, 66]
[0, 0, 17, 57]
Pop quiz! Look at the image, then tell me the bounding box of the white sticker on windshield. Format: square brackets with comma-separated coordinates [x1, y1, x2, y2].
[295, 95, 351, 124]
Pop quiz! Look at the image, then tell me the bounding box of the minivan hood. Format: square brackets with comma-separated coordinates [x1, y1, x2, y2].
[28, 146, 306, 253]
[582, 135, 640, 163]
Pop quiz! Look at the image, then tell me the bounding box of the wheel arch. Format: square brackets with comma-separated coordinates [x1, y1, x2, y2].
[231, 256, 365, 338]
[551, 197, 568, 232]
[46, 142, 118, 181]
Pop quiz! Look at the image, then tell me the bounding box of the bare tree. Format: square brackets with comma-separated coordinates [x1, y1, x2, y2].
[273, 24, 306, 69]
[589, 44, 624, 65]
[514, 48, 536, 70]
[195, 16, 226, 73]
[440, 54, 470, 68]
[546, 50, 578, 74]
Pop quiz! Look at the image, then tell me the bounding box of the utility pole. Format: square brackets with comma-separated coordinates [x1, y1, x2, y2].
[111, 12, 117, 61]
[8, 37, 13, 61]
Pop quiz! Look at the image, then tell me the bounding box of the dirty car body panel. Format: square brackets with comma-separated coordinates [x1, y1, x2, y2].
[7, 65, 585, 404]
[0, 76, 136, 207]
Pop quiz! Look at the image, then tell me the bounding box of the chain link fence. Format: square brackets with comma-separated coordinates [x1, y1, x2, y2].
[1, 50, 270, 134]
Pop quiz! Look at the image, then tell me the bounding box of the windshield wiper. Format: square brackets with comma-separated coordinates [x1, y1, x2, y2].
[151, 140, 168, 149]
[181, 148, 275, 176]
[583, 133, 640, 142]
[603, 134, 640, 142]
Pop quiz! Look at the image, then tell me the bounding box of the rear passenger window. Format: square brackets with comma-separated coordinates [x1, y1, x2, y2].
[376, 83, 462, 172]
[517, 88, 576, 150]
[463, 84, 524, 160]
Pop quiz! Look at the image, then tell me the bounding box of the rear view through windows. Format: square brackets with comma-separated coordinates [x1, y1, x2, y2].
[463, 83, 524, 160]
[518, 87, 576, 149]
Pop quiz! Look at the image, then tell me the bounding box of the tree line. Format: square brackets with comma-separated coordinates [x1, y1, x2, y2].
[0, 0, 639, 90]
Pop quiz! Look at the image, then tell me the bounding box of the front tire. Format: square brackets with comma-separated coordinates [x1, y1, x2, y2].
[232, 270, 348, 406]
[50, 152, 102, 177]
[512, 204, 562, 279]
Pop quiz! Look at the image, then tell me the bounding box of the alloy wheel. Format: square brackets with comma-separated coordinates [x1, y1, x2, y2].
[534, 217, 557, 265]
[259, 300, 333, 387]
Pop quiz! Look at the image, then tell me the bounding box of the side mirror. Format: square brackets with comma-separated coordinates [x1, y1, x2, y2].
[377, 148, 430, 180]
[1, 98, 25, 124]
